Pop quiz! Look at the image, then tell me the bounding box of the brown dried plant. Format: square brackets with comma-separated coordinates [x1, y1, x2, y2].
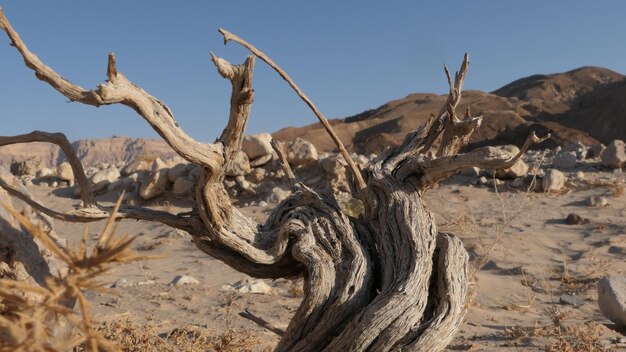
[0, 193, 150, 352]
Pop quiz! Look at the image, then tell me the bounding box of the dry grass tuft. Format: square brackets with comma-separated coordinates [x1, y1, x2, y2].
[0, 194, 150, 351]
[505, 307, 614, 351]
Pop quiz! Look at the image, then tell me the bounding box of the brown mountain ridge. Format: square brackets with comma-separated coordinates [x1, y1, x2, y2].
[274, 66, 625, 155]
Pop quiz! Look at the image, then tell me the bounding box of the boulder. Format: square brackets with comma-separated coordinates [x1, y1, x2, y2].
[225, 151, 250, 177]
[139, 158, 169, 199]
[90, 167, 120, 192]
[167, 163, 191, 182]
[495, 145, 528, 179]
[587, 143, 606, 159]
[249, 154, 273, 167]
[287, 138, 318, 166]
[553, 151, 577, 170]
[541, 169, 565, 192]
[36, 167, 56, 178]
[221, 279, 274, 295]
[268, 186, 290, 204]
[172, 177, 194, 195]
[57, 161, 74, 182]
[601, 140, 626, 169]
[170, 275, 200, 286]
[598, 276, 626, 327]
[10, 157, 42, 176]
[120, 158, 152, 177]
[242, 133, 274, 160]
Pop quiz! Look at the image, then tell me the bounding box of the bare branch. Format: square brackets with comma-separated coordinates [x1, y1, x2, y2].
[0, 168, 192, 231]
[271, 139, 297, 191]
[0, 131, 94, 208]
[399, 132, 551, 188]
[218, 28, 367, 193]
[239, 309, 285, 336]
[0, 9, 223, 170]
[212, 54, 256, 167]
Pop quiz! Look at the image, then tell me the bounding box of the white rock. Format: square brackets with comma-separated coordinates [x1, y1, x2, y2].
[541, 169, 565, 192]
[268, 186, 290, 203]
[221, 278, 274, 295]
[121, 159, 152, 176]
[495, 145, 528, 179]
[225, 151, 250, 176]
[36, 167, 55, 178]
[90, 167, 120, 192]
[172, 177, 195, 195]
[460, 167, 481, 177]
[258, 200, 268, 207]
[249, 154, 273, 167]
[139, 158, 169, 199]
[57, 161, 74, 182]
[601, 140, 626, 169]
[598, 276, 626, 327]
[588, 143, 606, 159]
[287, 138, 318, 166]
[170, 275, 200, 286]
[167, 163, 190, 182]
[553, 151, 578, 169]
[242, 133, 274, 160]
[587, 196, 608, 207]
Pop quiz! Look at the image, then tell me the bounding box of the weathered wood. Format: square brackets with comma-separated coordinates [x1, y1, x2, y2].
[0, 8, 548, 351]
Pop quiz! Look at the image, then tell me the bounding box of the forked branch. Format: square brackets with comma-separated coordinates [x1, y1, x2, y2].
[218, 29, 367, 194]
[0, 131, 94, 208]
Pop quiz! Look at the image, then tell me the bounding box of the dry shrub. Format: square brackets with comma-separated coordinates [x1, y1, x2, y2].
[89, 319, 263, 352]
[505, 308, 613, 351]
[0, 195, 150, 351]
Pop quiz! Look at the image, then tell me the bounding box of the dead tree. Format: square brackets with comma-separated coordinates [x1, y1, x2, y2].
[0, 8, 545, 351]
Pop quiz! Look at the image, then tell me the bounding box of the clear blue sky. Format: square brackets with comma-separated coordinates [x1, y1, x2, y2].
[1, 1, 625, 142]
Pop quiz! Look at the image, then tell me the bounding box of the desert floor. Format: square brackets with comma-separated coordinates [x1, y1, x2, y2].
[23, 167, 626, 351]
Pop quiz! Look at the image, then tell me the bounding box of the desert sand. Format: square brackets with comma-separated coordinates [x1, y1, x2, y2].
[10, 156, 625, 351]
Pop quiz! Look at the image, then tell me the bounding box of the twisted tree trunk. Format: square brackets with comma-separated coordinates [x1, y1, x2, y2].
[0, 7, 546, 351]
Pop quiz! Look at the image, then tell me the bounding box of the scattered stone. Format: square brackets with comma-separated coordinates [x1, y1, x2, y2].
[224, 179, 236, 189]
[50, 181, 58, 188]
[10, 157, 42, 176]
[36, 167, 55, 178]
[268, 186, 290, 203]
[90, 167, 120, 192]
[575, 171, 585, 180]
[287, 138, 318, 166]
[587, 196, 608, 207]
[601, 140, 626, 169]
[248, 168, 266, 183]
[249, 154, 273, 167]
[553, 151, 578, 169]
[170, 275, 200, 286]
[225, 151, 250, 177]
[57, 161, 74, 181]
[559, 294, 584, 307]
[121, 159, 152, 176]
[167, 163, 190, 182]
[172, 177, 195, 195]
[587, 143, 606, 159]
[258, 200, 268, 207]
[478, 176, 489, 186]
[598, 276, 626, 327]
[562, 141, 588, 160]
[460, 167, 481, 177]
[565, 213, 589, 225]
[541, 169, 565, 192]
[139, 158, 169, 199]
[109, 278, 133, 288]
[242, 133, 274, 160]
[221, 278, 274, 295]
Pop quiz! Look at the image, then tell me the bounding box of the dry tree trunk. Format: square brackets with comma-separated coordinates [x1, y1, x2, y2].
[0, 8, 546, 351]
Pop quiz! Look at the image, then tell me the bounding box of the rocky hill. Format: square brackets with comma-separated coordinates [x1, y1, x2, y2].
[1, 67, 624, 165]
[274, 66, 625, 154]
[0, 136, 176, 167]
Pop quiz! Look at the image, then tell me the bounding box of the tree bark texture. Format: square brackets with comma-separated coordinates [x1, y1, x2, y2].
[0, 8, 546, 351]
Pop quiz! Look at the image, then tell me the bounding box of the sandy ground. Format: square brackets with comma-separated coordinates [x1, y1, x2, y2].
[21, 168, 626, 351]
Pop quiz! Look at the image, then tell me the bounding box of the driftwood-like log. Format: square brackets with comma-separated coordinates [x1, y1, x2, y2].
[0, 7, 546, 351]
